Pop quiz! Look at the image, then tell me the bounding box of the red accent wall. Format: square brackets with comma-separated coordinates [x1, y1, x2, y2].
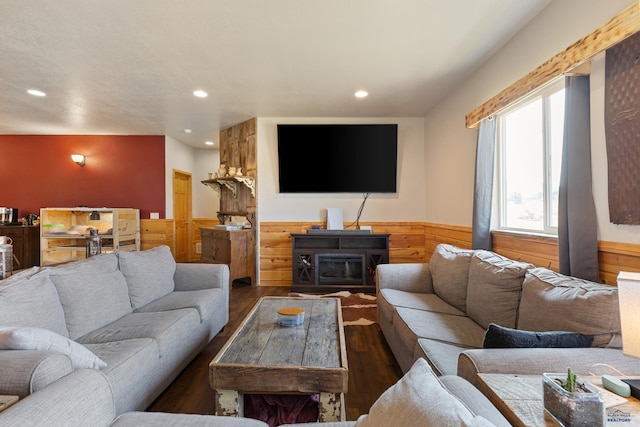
[0, 135, 165, 219]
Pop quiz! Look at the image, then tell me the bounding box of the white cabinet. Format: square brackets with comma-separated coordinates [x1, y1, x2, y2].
[40, 207, 140, 266]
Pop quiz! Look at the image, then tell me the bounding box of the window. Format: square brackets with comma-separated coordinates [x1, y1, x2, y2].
[496, 80, 565, 235]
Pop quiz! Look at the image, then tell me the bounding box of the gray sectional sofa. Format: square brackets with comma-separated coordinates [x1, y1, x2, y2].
[0, 243, 512, 427]
[0, 245, 230, 424]
[376, 243, 640, 387]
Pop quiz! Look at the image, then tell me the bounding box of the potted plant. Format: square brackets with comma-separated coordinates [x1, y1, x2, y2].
[542, 368, 605, 427]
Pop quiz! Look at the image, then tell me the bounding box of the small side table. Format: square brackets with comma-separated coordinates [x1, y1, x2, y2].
[0, 395, 18, 413]
[477, 373, 640, 427]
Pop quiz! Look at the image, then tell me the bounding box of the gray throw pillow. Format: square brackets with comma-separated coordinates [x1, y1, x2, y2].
[483, 323, 594, 349]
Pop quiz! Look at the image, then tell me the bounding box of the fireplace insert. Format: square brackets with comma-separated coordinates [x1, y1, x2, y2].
[315, 253, 366, 285]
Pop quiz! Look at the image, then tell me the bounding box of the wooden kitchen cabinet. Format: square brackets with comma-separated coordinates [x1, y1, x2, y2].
[200, 227, 255, 286]
[0, 225, 40, 269]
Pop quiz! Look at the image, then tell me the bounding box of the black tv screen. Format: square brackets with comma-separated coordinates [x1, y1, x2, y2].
[277, 124, 398, 193]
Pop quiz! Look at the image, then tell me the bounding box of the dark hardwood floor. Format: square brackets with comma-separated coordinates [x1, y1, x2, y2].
[147, 285, 403, 421]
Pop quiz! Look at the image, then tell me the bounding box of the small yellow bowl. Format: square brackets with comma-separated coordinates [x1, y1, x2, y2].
[277, 307, 305, 327]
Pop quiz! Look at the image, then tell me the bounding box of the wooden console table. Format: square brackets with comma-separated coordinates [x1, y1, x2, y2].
[200, 227, 255, 286]
[291, 232, 389, 292]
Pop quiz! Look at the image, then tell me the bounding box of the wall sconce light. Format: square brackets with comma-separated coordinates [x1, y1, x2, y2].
[71, 154, 85, 166]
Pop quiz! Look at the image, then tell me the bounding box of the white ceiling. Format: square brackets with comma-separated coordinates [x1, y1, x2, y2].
[0, 0, 550, 148]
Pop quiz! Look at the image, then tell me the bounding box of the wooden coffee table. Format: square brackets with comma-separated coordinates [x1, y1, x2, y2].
[209, 297, 348, 422]
[477, 373, 640, 426]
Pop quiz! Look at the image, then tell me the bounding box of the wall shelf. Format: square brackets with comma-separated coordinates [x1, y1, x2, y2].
[202, 176, 255, 198]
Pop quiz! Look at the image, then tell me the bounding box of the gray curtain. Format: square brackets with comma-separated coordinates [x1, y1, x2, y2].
[558, 75, 599, 281]
[472, 117, 496, 250]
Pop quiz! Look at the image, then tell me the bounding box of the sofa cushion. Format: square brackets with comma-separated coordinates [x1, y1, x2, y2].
[0, 268, 69, 337]
[379, 289, 466, 316]
[415, 338, 471, 376]
[118, 246, 176, 309]
[429, 244, 474, 312]
[85, 338, 161, 414]
[135, 288, 225, 324]
[394, 307, 485, 358]
[0, 327, 106, 369]
[48, 254, 133, 340]
[354, 358, 495, 427]
[466, 251, 532, 329]
[78, 309, 200, 356]
[518, 268, 621, 347]
[483, 323, 594, 349]
[439, 375, 512, 427]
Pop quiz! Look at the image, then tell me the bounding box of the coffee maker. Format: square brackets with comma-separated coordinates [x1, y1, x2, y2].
[0, 208, 18, 225]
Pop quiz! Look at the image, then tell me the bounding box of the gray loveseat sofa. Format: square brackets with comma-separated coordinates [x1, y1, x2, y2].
[376, 243, 640, 386]
[0, 245, 230, 423]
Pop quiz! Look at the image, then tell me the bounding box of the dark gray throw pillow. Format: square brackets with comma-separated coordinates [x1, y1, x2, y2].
[483, 323, 594, 349]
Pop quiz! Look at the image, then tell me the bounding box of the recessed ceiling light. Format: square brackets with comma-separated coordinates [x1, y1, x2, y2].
[355, 90, 368, 98]
[27, 89, 46, 97]
[193, 90, 208, 98]
[205, 141, 214, 146]
[184, 128, 192, 134]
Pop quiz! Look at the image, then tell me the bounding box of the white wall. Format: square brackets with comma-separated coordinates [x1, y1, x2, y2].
[256, 117, 426, 225]
[423, 0, 637, 244]
[193, 148, 220, 218]
[164, 136, 219, 219]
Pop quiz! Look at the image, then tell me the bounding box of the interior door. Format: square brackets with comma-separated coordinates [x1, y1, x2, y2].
[172, 169, 192, 262]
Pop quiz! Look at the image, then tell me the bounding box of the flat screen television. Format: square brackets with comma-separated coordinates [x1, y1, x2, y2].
[277, 124, 398, 193]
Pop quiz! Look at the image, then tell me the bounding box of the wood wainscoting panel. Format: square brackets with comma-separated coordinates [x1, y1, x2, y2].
[140, 219, 175, 253]
[599, 240, 640, 286]
[424, 222, 473, 259]
[259, 222, 311, 287]
[259, 222, 428, 287]
[258, 221, 640, 287]
[491, 231, 559, 271]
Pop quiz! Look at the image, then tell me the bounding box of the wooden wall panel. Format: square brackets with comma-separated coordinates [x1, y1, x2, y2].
[140, 219, 175, 253]
[599, 240, 640, 285]
[219, 118, 257, 212]
[141, 220, 640, 288]
[424, 222, 473, 259]
[259, 222, 430, 286]
[491, 231, 559, 270]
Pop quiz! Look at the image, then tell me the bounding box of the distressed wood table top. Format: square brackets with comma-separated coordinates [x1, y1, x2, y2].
[477, 374, 640, 427]
[209, 296, 348, 394]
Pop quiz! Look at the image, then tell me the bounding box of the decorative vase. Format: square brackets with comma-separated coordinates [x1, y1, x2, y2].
[217, 164, 227, 177]
[235, 167, 243, 176]
[228, 166, 236, 177]
[542, 373, 604, 427]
